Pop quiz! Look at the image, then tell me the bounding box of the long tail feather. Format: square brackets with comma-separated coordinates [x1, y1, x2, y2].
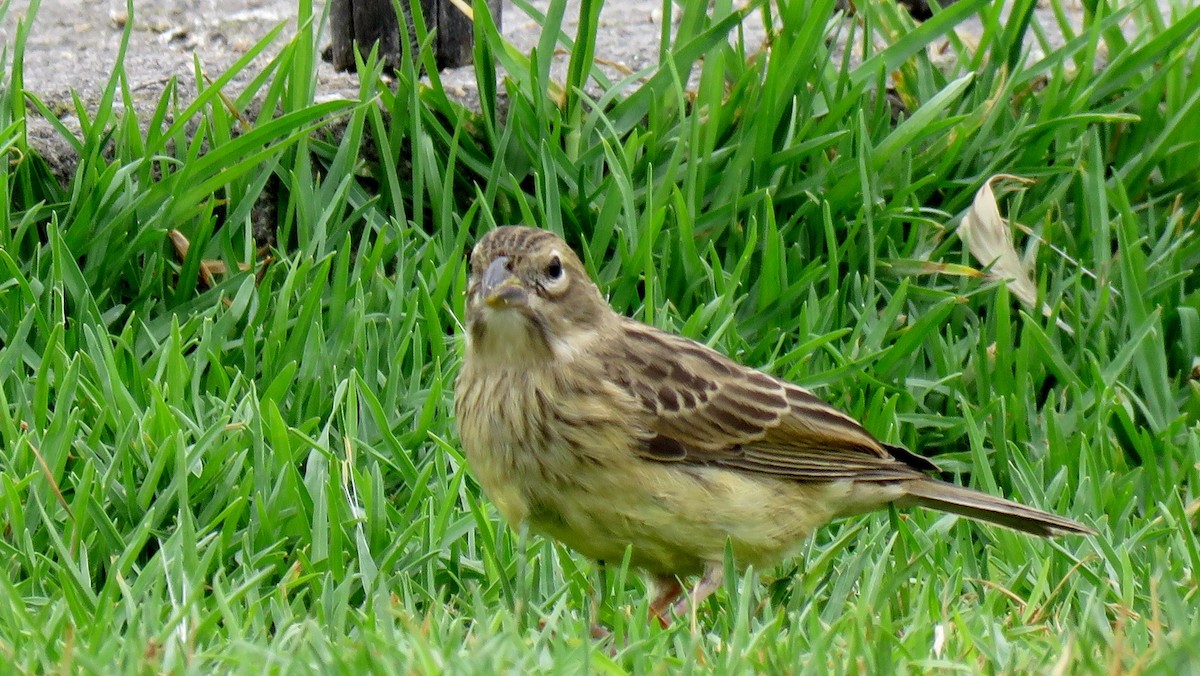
[903, 480, 1094, 537]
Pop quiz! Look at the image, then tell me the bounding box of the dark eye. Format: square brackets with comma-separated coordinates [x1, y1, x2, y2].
[545, 257, 563, 280]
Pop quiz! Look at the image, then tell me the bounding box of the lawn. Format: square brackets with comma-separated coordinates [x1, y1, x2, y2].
[1, 0, 1199, 672]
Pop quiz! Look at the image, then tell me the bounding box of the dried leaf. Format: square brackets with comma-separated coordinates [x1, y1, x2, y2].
[959, 175, 1073, 335]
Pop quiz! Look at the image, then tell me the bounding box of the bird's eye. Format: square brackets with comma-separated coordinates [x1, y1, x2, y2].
[545, 257, 563, 280]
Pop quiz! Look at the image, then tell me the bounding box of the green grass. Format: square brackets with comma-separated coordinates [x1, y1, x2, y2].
[2, 0, 1199, 671]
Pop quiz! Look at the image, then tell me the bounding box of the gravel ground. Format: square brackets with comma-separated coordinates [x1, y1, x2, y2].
[0, 0, 1192, 174]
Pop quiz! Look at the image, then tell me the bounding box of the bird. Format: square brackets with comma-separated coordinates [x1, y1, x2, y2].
[453, 225, 1092, 626]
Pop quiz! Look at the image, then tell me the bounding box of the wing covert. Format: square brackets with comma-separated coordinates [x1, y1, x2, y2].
[603, 319, 936, 481]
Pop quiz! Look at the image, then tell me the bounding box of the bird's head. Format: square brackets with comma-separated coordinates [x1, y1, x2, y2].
[464, 226, 612, 365]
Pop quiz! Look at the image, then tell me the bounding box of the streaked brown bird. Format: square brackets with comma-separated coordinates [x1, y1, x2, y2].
[454, 226, 1091, 625]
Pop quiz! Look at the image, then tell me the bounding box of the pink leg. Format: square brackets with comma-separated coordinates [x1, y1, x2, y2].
[648, 575, 685, 627]
[671, 562, 724, 624]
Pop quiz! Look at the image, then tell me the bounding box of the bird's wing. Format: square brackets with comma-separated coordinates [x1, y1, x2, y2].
[604, 319, 936, 481]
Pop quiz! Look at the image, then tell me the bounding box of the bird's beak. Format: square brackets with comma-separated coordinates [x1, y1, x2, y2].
[482, 256, 527, 308]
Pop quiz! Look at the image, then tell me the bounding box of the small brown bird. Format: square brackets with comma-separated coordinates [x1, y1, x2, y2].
[454, 226, 1091, 625]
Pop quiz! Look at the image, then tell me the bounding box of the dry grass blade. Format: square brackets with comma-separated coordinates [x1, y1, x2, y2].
[886, 259, 986, 277]
[448, 0, 474, 21]
[27, 438, 75, 524]
[168, 229, 272, 300]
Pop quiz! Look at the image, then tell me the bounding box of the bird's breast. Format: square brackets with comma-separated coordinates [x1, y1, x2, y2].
[454, 360, 637, 527]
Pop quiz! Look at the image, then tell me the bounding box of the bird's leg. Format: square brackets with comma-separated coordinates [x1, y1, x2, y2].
[671, 561, 724, 626]
[589, 562, 610, 639]
[514, 522, 531, 626]
[648, 575, 685, 627]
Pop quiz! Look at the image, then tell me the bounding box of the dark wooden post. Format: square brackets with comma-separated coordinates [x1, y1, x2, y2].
[329, 0, 502, 72]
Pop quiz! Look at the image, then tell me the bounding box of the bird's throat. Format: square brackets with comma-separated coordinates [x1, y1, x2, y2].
[469, 307, 555, 367]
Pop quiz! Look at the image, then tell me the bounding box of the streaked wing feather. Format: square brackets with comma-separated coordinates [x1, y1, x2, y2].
[606, 319, 935, 481]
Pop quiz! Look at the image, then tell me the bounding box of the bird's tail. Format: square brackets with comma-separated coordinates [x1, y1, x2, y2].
[902, 480, 1093, 537]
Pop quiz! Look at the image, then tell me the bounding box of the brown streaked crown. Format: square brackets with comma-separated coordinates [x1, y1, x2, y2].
[468, 226, 563, 274]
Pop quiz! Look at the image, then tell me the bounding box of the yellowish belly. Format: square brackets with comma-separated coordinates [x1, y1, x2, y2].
[525, 461, 860, 576]
[465, 426, 871, 576]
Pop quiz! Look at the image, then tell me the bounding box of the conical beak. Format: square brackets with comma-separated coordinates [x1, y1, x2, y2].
[482, 256, 527, 308]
